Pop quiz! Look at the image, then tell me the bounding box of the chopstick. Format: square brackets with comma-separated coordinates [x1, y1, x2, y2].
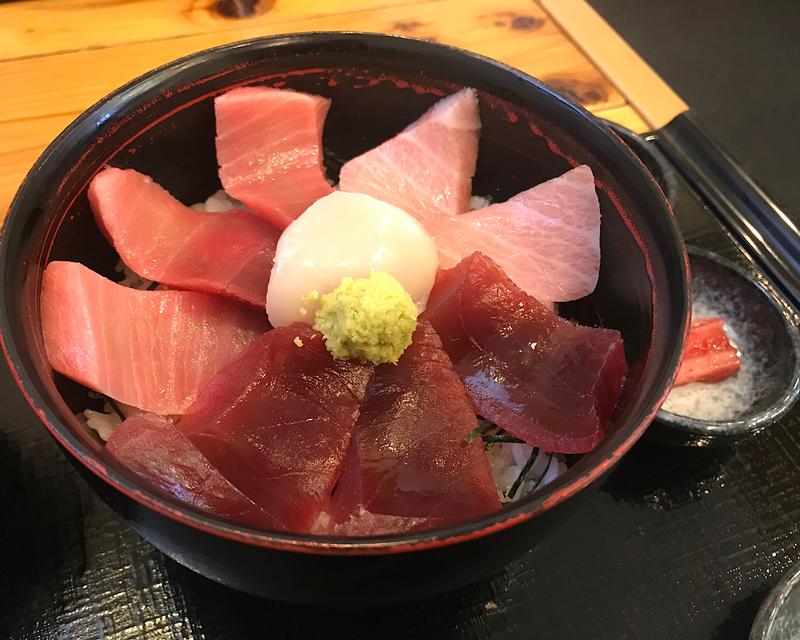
[656, 112, 800, 315]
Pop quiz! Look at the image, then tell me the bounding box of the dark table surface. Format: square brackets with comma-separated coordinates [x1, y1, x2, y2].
[3, 3, 800, 638]
[592, 0, 800, 221]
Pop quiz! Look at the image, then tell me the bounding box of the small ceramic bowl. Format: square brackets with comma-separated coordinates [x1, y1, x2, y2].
[653, 246, 800, 446]
[751, 557, 800, 640]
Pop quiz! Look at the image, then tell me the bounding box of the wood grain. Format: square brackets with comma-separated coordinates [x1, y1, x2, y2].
[592, 105, 648, 133]
[0, 0, 435, 61]
[540, 0, 688, 129]
[0, 0, 651, 217]
[0, 0, 624, 125]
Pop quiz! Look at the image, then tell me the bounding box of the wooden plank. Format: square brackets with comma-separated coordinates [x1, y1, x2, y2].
[0, 0, 435, 61]
[0, 146, 39, 218]
[0, 0, 625, 126]
[539, 0, 688, 130]
[1, 0, 639, 218]
[592, 105, 649, 134]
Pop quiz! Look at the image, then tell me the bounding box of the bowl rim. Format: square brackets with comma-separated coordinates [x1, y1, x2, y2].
[602, 121, 679, 207]
[0, 31, 690, 556]
[750, 555, 800, 640]
[657, 245, 800, 436]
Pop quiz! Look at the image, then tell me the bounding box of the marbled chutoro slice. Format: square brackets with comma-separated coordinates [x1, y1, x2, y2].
[215, 87, 333, 229]
[106, 413, 277, 530]
[428, 165, 601, 303]
[339, 90, 598, 303]
[339, 88, 480, 221]
[178, 325, 373, 534]
[329, 320, 500, 535]
[424, 252, 626, 454]
[89, 167, 280, 307]
[41, 261, 266, 415]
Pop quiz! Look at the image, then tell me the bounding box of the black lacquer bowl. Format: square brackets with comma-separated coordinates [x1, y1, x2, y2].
[0, 33, 690, 605]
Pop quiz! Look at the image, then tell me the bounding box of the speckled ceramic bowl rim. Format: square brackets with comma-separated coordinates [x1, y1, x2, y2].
[750, 556, 800, 640]
[657, 246, 800, 436]
[0, 32, 689, 556]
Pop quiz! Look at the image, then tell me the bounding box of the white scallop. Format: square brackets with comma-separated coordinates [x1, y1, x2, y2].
[266, 191, 439, 328]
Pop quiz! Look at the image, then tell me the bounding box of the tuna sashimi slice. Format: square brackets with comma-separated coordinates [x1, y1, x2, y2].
[106, 413, 276, 530]
[329, 321, 500, 535]
[427, 165, 601, 302]
[215, 87, 333, 229]
[89, 168, 281, 307]
[674, 317, 741, 386]
[339, 88, 480, 221]
[41, 261, 265, 415]
[424, 252, 626, 454]
[178, 325, 374, 534]
[318, 509, 437, 537]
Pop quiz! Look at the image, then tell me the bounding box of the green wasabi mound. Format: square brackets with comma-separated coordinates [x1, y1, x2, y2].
[313, 272, 418, 365]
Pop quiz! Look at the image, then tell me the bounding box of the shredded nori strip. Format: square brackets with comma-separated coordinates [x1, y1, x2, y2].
[465, 420, 495, 443]
[469, 417, 557, 499]
[482, 434, 525, 444]
[507, 447, 542, 499]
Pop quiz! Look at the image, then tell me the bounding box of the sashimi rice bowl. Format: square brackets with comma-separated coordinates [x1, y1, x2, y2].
[1, 34, 689, 602]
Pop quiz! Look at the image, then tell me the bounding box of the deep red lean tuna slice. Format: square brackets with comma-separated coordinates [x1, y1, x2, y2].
[674, 317, 741, 386]
[323, 510, 435, 537]
[329, 321, 500, 535]
[424, 253, 626, 454]
[215, 87, 333, 229]
[41, 261, 265, 415]
[88, 168, 281, 307]
[178, 325, 374, 534]
[106, 413, 277, 530]
[426, 165, 601, 303]
[338, 88, 480, 221]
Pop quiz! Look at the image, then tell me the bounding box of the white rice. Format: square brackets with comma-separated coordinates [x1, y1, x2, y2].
[309, 510, 332, 535]
[486, 442, 567, 503]
[469, 194, 491, 210]
[81, 406, 122, 441]
[190, 189, 243, 212]
[78, 402, 124, 441]
[77, 392, 140, 441]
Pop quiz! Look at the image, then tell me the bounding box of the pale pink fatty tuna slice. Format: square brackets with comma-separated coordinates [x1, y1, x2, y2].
[339, 88, 480, 221]
[428, 165, 601, 303]
[41, 262, 266, 415]
[178, 325, 374, 534]
[424, 252, 626, 454]
[215, 87, 333, 229]
[89, 168, 281, 307]
[106, 413, 277, 530]
[328, 321, 500, 536]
